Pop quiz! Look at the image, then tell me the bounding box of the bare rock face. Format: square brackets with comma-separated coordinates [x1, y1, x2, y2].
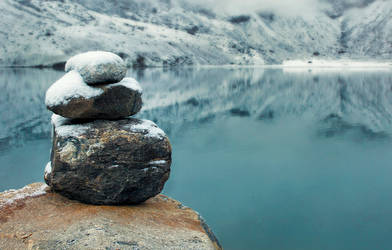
[0, 183, 222, 250]
[65, 51, 127, 85]
[45, 71, 142, 119]
[45, 115, 172, 205]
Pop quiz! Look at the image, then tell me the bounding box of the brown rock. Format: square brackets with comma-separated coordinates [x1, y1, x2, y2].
[46, 115, 172, 205]
[0, 183, 222, 250]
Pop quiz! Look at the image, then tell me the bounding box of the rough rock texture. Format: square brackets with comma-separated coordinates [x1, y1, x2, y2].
[45, 72, 142, 119]
[46, 115, 172, 205]
[0, 183, 222, 250]
[65, 51, 127, 85]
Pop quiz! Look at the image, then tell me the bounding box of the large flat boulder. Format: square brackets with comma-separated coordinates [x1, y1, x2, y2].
[0, 183, 222, 249]
[46, 115, 172, 205]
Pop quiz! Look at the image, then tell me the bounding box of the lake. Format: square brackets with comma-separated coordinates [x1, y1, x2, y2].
[1, 67, 392, 249]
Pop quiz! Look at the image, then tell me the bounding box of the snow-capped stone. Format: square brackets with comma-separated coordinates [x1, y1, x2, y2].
[45, 116, 172, 205]
[65, 51, 127, 85]
[45, 71, 142, 119]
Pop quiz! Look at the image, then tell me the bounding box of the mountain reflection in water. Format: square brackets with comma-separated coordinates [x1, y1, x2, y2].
[1, 67, 392, 250]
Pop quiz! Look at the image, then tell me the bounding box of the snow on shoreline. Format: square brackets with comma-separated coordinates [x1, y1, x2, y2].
[282, 60, 392, 68]
[162, 60, 392, 71]
[281, 60, 392, 73]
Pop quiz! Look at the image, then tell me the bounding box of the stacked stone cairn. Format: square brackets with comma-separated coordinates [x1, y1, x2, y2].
[44, 51, 172, 205]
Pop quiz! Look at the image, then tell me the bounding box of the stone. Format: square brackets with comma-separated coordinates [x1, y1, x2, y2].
[45, 115, 172, 205]
[0, 183, 222, 250]
[65, 51, 127, 85]
[45, 71, 142, 119]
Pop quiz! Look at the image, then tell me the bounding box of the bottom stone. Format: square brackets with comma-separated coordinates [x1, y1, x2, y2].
[46, 115, 172, 205]
[0, 183, 222, 250]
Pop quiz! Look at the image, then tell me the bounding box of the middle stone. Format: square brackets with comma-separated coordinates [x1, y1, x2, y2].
[45, 115, 172, 205]
[45, 71, 142, 119]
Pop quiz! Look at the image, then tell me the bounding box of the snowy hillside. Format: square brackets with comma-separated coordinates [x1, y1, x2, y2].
[342, 0, 392, 58]
[0, 0, 390, 67]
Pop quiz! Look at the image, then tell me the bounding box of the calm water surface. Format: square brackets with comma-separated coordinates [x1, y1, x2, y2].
[1, 67, 392, 249]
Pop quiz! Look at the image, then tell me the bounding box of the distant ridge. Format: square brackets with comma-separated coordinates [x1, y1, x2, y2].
[0, 0, 391, 67]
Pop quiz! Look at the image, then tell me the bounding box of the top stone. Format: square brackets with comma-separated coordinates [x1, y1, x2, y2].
[65, 51, 127, 85]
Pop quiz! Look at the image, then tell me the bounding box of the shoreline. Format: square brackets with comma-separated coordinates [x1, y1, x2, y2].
[1, 59, 392, 71]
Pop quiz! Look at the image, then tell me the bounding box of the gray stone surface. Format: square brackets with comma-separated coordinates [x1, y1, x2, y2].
[45, 115, 172, 205]
[65, 51, 127, 85]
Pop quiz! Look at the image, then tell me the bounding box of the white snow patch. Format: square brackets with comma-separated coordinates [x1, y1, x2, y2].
[44, 161, 52, 176]
[65, 51, 125, 72]
[1, 183, 48, 207]
[142, 166, 159, 172]
[110, 77, 143, 93]
[125, 119, 166, 139]
[51, 114, 89, 137]
[148, 160, 167, 165]
[45, 70, 103, 106]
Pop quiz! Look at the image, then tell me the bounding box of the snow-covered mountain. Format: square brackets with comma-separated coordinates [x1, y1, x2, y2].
[0, 0, 391, 67]
[341, 0, 392, 58]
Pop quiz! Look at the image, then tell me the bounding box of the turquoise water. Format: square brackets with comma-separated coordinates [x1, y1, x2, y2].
[1, 67, 392, 249]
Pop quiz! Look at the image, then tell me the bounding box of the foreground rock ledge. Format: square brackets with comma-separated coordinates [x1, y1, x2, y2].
[0, 183, 222, 250]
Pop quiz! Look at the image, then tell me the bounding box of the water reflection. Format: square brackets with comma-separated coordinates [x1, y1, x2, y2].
[0, 68, 63, 152]
[1, 67, 392, 249]
[1, 67, 392, 152]
[136, 67, 392, 140]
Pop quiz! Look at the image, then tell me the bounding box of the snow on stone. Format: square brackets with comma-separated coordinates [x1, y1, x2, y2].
[51, 114, 89, 137]
[149, 160, 167, 165]
[142, 166, 159, 172]
[126, 119, 166, 139]
[1, 183, 48, 208]
[110, 77, 143, 93]
[44, 161, 52, 176]
[65, 51, 125, 72]
[45, 70, 103, 106]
